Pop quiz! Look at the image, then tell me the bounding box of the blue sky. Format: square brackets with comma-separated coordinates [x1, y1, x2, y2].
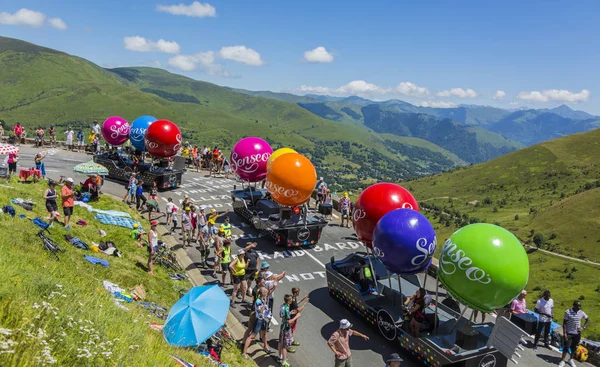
[1, 0, 599, 113]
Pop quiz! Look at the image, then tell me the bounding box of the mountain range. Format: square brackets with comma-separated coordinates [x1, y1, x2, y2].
[0, 36, 519, 188]
[1, 35, 597, 190]
[237, 90, 600, 146]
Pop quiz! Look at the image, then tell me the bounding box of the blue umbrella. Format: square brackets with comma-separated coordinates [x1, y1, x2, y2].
[163, 285, 230, 347]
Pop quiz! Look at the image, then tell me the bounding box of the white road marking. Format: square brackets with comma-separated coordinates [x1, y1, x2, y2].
[332, 213, 339, 219]
[271, 318, 279, 325]
[304, 249, 326, 268]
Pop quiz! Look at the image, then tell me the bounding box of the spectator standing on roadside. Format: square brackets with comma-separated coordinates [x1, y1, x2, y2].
[190, 206, 198, 239]
[43, 180, 59, 228]
[122, 173, 136, 203]
[34, 152, 47, 178]
[7, 150, 18, 176]
[76, 130, 84, 152]
[181, 207, 192, 247]
[242, 287, 272, 360]
[288, 287, 309, 353]
[533, 290, 554, 351]
[195, 206, 207, 242]
[316, 177, 328, 208]
[339, 192, 352, 228]
[558, 300, 590, 367]
[244, 242, 260, 297]
[229, 249, 248, 307]
[61, 178, 75, 231]
[48, 124, 56, 148]
[327, 319, 369, 367]
[165, 197, 176, 228]
[215, 239, 231, 284]
[0, 123, 4, 139]
[147, 221, 159, 276]
[135, 184, 147, 211]
[199, 220, 217, 266]
[13, 122, 23, 146]
[92, 120, 100, 135]
[64, 127, 74, 151]
[278, 294, 302, 367]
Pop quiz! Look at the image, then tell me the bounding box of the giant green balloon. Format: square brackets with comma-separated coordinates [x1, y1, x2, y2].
[437, 223, 529, 313]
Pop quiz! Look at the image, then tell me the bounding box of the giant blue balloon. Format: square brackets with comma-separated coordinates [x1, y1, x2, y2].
[130, 116, 157, 151]
[372, 208, 437, 275]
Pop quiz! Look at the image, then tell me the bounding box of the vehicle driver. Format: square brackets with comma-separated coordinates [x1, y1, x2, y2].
[356, 259, 374, 293]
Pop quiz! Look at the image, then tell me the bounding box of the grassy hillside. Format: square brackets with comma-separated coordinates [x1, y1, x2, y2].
[0, 36, 467, 188]
[401, 128, 600, 338]
[0, 178, 251, 367]
[360, 105, 523, 163]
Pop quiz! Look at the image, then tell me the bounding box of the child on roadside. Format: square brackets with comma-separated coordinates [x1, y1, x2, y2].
[171, 207, 179, 232]
[166, 197, 175, 227]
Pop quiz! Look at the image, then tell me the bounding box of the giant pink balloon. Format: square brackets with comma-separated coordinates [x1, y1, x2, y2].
[230, 137, 273, 182]
[101, 116, 130, 146]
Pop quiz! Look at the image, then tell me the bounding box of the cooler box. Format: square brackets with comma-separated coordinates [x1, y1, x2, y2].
[512, 313, 538, 335]
[319, 204, 332, 215]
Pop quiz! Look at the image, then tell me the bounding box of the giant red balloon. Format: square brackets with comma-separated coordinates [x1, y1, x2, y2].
[353, 183, 419, 248]
[144, 119, 182, 158]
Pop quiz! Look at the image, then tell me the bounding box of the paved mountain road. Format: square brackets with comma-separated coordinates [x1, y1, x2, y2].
[12, 146, 579, 367]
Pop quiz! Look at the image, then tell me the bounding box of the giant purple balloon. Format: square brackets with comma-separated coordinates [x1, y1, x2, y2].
[372, 208, 437, 275]
[101, 116, 130, 146]
[230, 137, 273, 182]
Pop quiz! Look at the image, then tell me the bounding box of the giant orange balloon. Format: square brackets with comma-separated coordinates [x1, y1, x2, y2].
[266, 153, 316, 206]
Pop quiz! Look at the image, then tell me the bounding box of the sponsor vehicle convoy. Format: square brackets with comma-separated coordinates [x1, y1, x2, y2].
[326, 252, 512, 367]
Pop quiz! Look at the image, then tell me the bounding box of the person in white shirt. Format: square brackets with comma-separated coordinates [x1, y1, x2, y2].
[64, 127, 74, 151]
[92, 121, 100, 135]
[559, 300, 589, 367]
[165, 197, 177, 228]
[533, 290, 554, 350]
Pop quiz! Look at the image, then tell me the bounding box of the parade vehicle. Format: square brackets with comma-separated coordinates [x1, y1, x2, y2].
[94, 151, 186, 190]
[231, 185, 328, 247]
[326, 252, 526, 367]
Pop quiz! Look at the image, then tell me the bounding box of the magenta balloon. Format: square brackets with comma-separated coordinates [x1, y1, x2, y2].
[101, 116, 130, 146]
[230, 137, 273, 182]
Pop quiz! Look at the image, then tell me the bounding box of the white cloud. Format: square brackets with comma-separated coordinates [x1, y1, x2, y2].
[303, 46, 334, 63]
[168, 52, 229, 76]
[156, 1, 216, 17]
[337, 80, 385, 95]
[492, 90, 505, 100]
[517, 89, 589, 103]
[395, 82, 429, 97]
[219, 46, 264, 66]
[123, 36, 180, 54]
[437, 88, 478, 98]
[0, 8, 46, 28]
[295, 85, 333, 95]
[48, 18, 67, 30]
[416, 101, 457, 108]
[292, 80, 430, 99]
[150, 60, 162, 67]
[510, 101, 519, 106]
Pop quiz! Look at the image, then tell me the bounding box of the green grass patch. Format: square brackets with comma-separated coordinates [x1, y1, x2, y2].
[0, 178, 253, 367]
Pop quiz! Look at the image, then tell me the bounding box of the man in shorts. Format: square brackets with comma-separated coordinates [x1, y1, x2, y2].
[278, 294, 302, 367]
[244, 242, 260, 296]
[181, 207, 192, 247]
[559, 300, 590, 367]
[327, 319, 369, 367]
[43, 180, 59, 227]
[61, 178, 75, 230]
[242, 287, 272, 359]
[338, 192, 352, 228]
[199, 220, 218, 267]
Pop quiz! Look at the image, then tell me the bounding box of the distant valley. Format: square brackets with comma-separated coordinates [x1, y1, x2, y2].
[237, 89, 600, 147]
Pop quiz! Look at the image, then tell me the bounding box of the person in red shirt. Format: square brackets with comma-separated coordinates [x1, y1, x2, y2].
[61, 178, 76, 230]
[13, 122, 23, 146]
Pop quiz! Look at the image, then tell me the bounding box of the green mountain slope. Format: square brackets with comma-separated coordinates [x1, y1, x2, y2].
[406, 128, 600, 262]
[404, 129, 600, 338]
[0, 36, 465, 188]
[360, 105, 523, 163]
